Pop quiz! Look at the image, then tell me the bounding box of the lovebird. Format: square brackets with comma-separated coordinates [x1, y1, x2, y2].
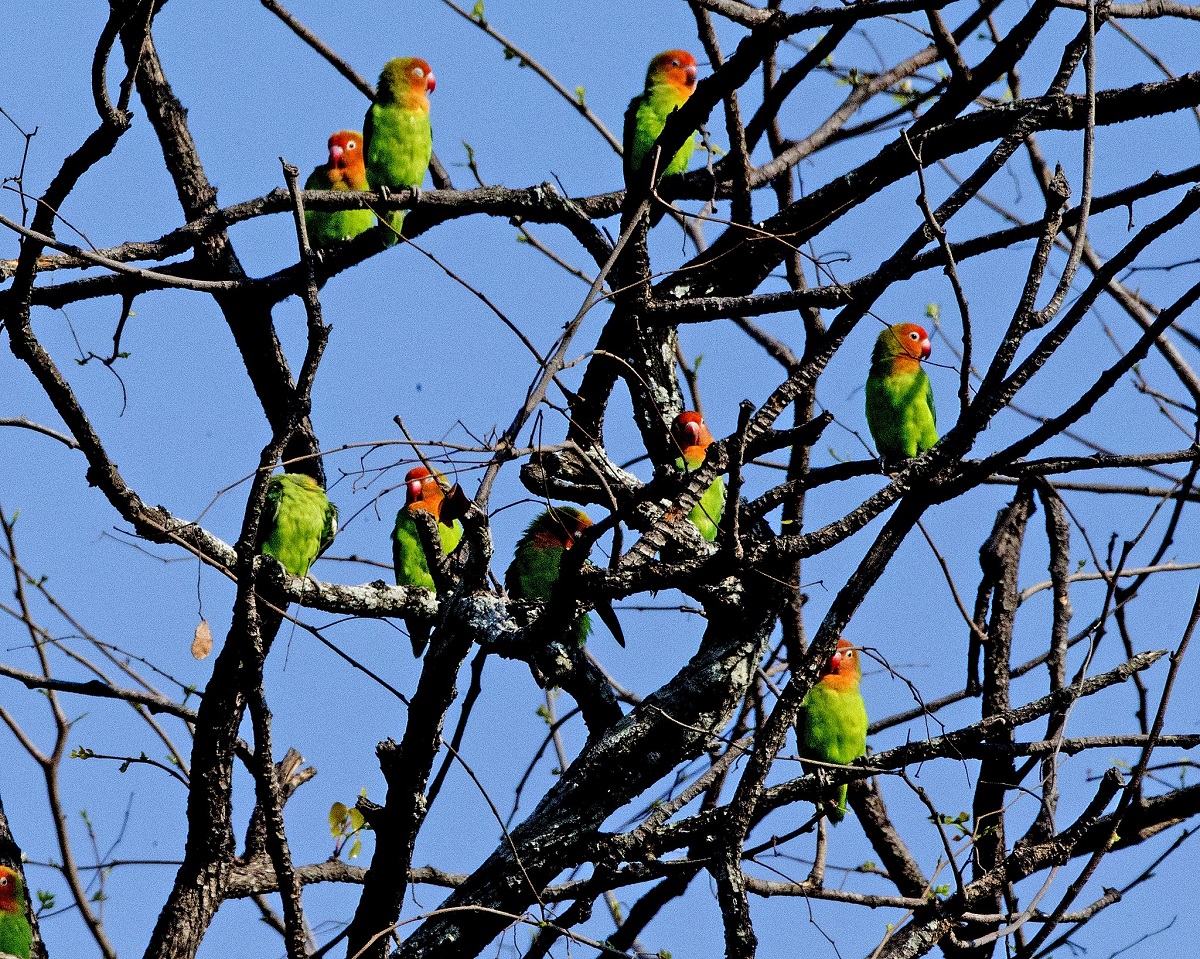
[364, 56, 435, 237]
[0, 866, 31, 959]
[624, 50, 699, 182]
[797, 638, 868, 824]
[865, 322, 938, 463]
[671, 410, 725, 542]
[304, 130, 374, 248]
[393, 465, 464, 657]
[506, 506, 625, 648]
[257, 473, 338, 578]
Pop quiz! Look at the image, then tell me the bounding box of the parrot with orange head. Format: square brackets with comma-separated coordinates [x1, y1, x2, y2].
[304, 130, 373, 247]
[393, 466, 464, 657]
[797, 638, 868, 824]
[364, 56, 436, 237]
[670, 410, 725, 542]
[865, 322, 938, 465]
[624, 49, 699, 181]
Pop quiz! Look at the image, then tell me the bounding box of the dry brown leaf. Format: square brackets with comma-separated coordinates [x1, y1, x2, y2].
[192, 619, 213, 660]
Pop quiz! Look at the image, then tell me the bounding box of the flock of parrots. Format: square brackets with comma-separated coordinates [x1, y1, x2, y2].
[303, 50, 700, 247]
[0, 54, 945, 953]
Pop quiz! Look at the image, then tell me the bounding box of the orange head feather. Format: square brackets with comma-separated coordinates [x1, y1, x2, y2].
[872, 323, 931, 368]
[528, 506, 592, 551]
[0, 865, 25, 915]
[377, 57, 436, 110]
[671, 410, 714, 468]
[404, 465, 448, 519]
[818, 638, 863, 690]
[326, 130, 365, 173]
[647, 49, 698, 96]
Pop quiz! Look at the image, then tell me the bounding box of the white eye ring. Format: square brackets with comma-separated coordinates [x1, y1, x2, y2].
[413, 67, 425, 79]
[0, 877, 8, 887]
[909, 331, 919, 339]
[346, 141, 357, 150]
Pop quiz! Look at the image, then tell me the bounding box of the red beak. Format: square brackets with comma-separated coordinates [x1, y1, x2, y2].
[407, 478, 424, 503]
[920, 338, 932, 360]
[684, 64, 697, 88]
[328, 144, 344, 168]
[426, 72, 437, 94]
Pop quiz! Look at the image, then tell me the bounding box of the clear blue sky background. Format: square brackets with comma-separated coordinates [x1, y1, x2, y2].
[3, 1, 1200, 957]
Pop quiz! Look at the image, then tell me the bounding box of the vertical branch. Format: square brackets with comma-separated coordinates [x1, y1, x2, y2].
[951, 485, 1035, 959]
[1028, 480, 1073, 843]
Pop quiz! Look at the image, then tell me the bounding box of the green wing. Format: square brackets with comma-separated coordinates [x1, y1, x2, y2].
[0, 911, 31, 959]
[258, 475, 334, 578]
[304, 165, 374, 248]
[364, 103, 432, 236]
[799, 683, 868, 823]
[866, 364, 939, 460]
[394, 512, 463, 657]
[506, 539, 594, 647]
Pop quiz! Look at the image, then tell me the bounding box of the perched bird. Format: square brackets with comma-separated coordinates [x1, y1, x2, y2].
[797, 638, 868, 824]
[506, 506, 625, 647]
[393, 466, 464, 656]
[364, 56, 436, 237]
[624, 50, 699, 182]
[304, 130, 374, 248]
[257, 473, 338, 578]
[670, 410, 725, 542]
[865, 322, 938, 464]
[0, 865, 31, 959]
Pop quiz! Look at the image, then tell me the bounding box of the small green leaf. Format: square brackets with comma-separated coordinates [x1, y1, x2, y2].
[925, 303, 941, 321]
[329, 802, 349, 834]
[349, 837, 362, 860]
[574, 85, 587, 106]
[470, 0, 486, 22]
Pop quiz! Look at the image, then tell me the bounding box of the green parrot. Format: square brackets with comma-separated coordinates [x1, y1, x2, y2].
[670, 410, 725, 542]
[304, 130, 374, 248]
[364, 56, 435, 238]
[0, 866, 32, 959]
[257, 473, 337, 578]
[865, 322, 938, 464]
[624, 49, 699, 182]
[393, 465, 464, 657]
[506, 506, 624, 648]
[797, 638, 868, 824]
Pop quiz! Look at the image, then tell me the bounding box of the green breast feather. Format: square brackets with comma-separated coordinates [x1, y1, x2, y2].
[799, 682, 868, 823]
[865, 362, 938, 460]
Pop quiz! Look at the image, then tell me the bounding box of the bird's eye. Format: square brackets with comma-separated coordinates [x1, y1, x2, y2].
[670, 58, 680, 67]
[413, 67, 425, 79]
[346, 141, 357, 150]
[909, 331, 919, 340]
[0, 877, 8, 887]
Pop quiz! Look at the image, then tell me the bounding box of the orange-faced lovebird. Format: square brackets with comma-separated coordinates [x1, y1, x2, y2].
[304, 130, 374, 248]
[797, 638, 868, 824]
[393, 466, 464, 657]
[506, 506, 624, 648]
[256, 473, 337, 578]
[0, 865, 31, 959]
[865, 322, 938, 464]
[624, 50, 699, 182]
[670, 410, 725, 542]
[364, 57, 435, 237]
